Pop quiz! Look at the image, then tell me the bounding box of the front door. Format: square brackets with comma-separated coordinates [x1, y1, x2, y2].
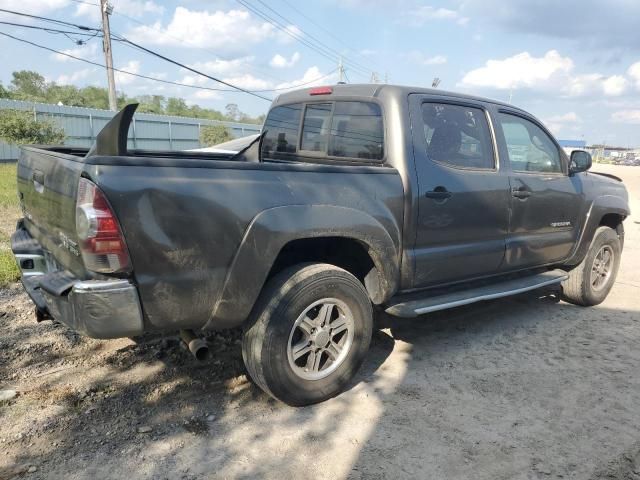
[409, 96, 510, 288]
[495, 111, 584, 269]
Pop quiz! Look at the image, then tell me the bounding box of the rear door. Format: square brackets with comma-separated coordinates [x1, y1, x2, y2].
[409, 95, 510, 288]
[494, 110, 584, 269]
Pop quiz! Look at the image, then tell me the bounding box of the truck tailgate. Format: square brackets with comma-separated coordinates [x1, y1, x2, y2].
[17, 146, 87, 277]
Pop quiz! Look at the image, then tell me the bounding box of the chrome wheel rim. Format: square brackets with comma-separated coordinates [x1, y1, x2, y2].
[287, 298, 355, 381]
[591, 245, 614, 291]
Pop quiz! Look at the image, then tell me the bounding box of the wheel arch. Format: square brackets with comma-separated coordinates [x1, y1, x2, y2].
[564, 195, 628, 267]
[205, 205, 400, 329]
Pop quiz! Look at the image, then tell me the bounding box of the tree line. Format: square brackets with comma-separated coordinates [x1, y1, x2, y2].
[0, 70, 265, 147]
[0, 70, 265, 124]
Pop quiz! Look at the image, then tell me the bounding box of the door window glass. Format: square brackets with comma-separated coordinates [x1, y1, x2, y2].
[498, 113, 562, 173]
[421, 103, 495, 169]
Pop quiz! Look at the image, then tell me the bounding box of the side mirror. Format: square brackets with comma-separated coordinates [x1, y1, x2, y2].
[569, 150, 592, 174]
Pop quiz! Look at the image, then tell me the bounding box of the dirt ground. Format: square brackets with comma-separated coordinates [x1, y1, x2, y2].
[1, 164, 639, 480]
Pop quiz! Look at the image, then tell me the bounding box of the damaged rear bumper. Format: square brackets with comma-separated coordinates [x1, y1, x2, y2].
[11, 223, 144, 339]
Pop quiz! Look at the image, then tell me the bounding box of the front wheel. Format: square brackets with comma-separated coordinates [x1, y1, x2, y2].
[562, 226, 622, 306]
[242, 263, 373, 406]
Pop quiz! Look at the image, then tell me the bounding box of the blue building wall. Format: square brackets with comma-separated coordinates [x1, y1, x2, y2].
[0, 99, 262, 161]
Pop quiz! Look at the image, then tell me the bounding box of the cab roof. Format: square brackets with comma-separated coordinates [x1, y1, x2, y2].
[272, 83, 526, 114]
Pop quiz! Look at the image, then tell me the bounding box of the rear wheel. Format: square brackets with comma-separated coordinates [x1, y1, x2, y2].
[243, 263, 373, 406]
[562, 226, 621, 306]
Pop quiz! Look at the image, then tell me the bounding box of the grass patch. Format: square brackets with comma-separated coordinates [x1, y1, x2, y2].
[0, 163, 19, 210]
[0, 163, 20, 287]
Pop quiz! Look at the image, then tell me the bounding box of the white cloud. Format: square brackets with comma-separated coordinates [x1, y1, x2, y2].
[460, 50, 573, 90]
[55, 68, 94, 84]
[127, 7, 274, 51]
[0, 0, 68, 19]
[602, 75, 628, 96]
[276, 25, 303, 44]
[460, 50, 631, 98]
[189, 57, 255, 76]
[628, 62, 640, 89]
[75, 0, 163, 22]
[51, 43, 98, 63]
[275, 66, 338, 91]
[114, 60, 141, 86]
[406, 51, 447, 66]
[115, 0, 163, 17]
[221, 74, 270, 91]
[546, 112, 582, 123]
[269, 52, 301, 68]
[360, 49, 377, 56]
[404, 6, 469, 27]
[73, 3, 100, 22]
[192, 90, 223, 101]
[611, 110, 640, 124]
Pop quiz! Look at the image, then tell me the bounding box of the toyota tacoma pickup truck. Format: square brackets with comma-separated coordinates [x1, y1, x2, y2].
[11, 84, 629, 406]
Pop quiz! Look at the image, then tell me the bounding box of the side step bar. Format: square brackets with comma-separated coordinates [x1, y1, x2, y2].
[385, 270, 568, 318]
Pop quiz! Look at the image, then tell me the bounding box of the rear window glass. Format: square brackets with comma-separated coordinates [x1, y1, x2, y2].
[261, 100, 384, 162]
[301, 103, 332, 152]
[261, 103, 302, 159]
[329, 102, 383, 160]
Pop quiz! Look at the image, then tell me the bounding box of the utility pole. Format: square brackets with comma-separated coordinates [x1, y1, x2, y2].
[338, 57, 345, 83]
[100, 0, 117, 111]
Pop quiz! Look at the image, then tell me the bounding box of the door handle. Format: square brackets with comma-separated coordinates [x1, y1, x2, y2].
[425, 187, 452, 200]
[511, 187, 531, 199]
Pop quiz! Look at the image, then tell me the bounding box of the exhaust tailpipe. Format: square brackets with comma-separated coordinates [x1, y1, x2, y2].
[179, 329, 209, 361]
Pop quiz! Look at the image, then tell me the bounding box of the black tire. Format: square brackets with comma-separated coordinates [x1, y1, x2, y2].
[562, 226, 621, 306]
[242, 263, 373, 406]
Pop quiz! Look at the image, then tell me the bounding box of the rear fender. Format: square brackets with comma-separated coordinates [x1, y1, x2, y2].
[205, 205, 400, 329]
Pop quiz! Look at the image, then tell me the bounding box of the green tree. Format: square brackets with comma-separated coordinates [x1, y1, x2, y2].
[10, 70, 47, 100]
[0, 83, 9, 98]
[136, 95, 166, 114]
[0, 109, 65, 145]
[200, 124, 231, 146]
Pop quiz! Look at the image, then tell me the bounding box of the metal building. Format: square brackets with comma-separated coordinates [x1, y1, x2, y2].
[0, 99, 262, 161]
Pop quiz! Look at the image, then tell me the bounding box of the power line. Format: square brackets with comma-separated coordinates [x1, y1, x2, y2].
[0, 29, 336, 95]
[234, 0, 369, 78]
[0, 8, 100, 31]
[0, 9, 270, 100]
[253, 0, 372, 75]
[0, 8, 340, 100]
[279, 0, 379, 72]
[108, 10, 289, 85]
[0, 20, 100, 39]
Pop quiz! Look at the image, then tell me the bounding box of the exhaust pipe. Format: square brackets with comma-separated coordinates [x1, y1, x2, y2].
[179, 329, 209, 361]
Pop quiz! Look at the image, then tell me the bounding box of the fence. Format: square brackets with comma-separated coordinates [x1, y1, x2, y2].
[0, 99, 262, 161]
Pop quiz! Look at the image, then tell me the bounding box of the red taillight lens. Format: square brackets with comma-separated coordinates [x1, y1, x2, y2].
[76, 177, 130, 273]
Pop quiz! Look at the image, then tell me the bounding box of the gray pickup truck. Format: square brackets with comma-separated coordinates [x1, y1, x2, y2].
[12, 84, 629, 406]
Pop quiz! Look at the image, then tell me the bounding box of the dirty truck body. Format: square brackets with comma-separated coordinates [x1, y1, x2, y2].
[12, 84, 629, 405]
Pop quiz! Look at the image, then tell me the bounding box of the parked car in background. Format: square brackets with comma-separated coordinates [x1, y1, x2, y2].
[12, 84, 629, 406]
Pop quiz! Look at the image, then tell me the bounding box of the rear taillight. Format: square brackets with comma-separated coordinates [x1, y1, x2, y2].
[76, 177, 130, 273]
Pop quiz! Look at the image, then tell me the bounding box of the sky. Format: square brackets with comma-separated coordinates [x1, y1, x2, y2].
[0, 0, 639, 146]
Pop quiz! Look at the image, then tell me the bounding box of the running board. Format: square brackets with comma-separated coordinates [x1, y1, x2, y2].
[385, 270, 568, 318]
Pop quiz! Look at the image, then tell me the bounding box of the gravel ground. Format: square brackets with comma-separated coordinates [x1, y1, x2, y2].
[1, 164, 639, 480]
